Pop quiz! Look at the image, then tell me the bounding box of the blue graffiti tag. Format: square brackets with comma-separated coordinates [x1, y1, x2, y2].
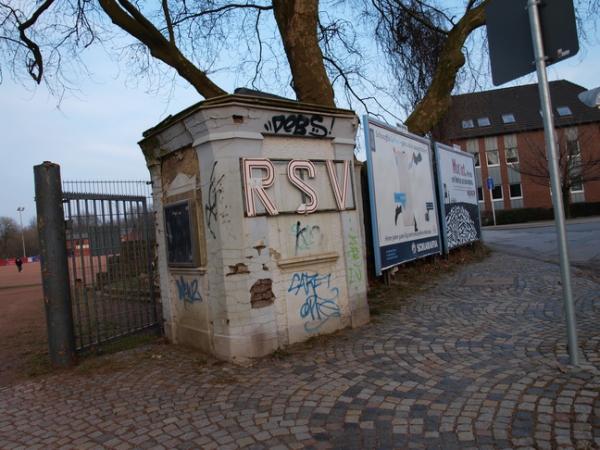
[288, 272, 341, 332]
[176, 276, 202, 304]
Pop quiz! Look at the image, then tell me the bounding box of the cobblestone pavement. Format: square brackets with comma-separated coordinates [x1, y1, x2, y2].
[1, 252, 599, 449]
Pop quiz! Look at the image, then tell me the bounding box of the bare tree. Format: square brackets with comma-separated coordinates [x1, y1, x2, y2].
[0, 1, 490, 118]
[1, 0, 597, 132]
[23, 218, 40, 257]
[0, 216, 40, 258]
[517, 126, 600, 217]
[0, 1, 347, 106]
[0, 216, 19, 258]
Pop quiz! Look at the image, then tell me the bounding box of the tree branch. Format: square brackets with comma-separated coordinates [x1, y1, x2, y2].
[251, 8, 263, 88]
[170, 3, 273, 27]
[162, 0, 175, 45]
[98, 0, 227, 98]
[2, 0, 56, 83]
[405, 0, 488, 134]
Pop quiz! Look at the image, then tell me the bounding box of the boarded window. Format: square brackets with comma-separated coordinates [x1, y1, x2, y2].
[164, 200, 200, 267]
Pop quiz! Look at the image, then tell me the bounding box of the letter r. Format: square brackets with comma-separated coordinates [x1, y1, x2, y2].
[242, 158, 279, 217]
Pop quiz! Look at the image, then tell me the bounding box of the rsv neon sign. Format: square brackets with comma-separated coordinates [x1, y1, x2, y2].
[242, 158, 353, 217]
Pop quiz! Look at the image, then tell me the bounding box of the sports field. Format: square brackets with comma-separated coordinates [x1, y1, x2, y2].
[0, 262, 47, 386]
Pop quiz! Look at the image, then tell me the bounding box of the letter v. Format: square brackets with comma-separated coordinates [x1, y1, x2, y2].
[326, 160, 350, 211]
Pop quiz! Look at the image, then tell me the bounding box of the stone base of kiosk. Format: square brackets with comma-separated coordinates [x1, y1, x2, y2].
[139, 94, 369, 362]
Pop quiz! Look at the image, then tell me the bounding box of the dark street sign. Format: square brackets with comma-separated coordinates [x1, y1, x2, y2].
[486, 0, 579, 86]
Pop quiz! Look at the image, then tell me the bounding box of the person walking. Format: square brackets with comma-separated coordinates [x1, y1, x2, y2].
[15, 257, 23, 273]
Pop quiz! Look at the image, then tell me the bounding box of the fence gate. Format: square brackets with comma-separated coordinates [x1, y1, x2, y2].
[61, 180, 160, 352]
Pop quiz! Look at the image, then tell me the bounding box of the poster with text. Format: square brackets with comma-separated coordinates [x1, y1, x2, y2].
[364, 117, 441, 275]
[435, 142, 481, 253]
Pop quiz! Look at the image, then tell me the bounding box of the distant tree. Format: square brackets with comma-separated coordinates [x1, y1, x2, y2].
[0, 216, 19, 258]
[23, 218, 40, 256]
[517, 126, 600, 217]
[0, 216, 41, 258]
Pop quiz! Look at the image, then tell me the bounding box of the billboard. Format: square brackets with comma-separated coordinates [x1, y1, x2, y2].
[435, 143, 481, 253]
[364, 117, 441, 275]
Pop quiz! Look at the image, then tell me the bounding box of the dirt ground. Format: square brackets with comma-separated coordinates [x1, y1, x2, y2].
[0, 262, 47, 387]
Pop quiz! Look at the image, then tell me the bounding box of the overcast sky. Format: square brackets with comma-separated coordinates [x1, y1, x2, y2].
[1, 25, 599, 224]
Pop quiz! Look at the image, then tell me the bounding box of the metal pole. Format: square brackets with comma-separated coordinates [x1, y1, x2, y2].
[17, 207, 26, 258]
[488, 188, 497, 226]
[34, 161, 76, 367]
[527, 0, 579, 365]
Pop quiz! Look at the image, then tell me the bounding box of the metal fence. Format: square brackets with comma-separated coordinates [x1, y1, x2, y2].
[61, 180, 160, 351]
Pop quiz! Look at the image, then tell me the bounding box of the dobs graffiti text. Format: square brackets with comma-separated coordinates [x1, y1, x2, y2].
[263, 114, 334, 137]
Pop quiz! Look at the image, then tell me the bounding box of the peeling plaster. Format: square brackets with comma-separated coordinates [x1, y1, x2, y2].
[226, 263, 250, 276]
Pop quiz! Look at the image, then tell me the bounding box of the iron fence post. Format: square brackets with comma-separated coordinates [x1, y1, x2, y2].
[142, 198, 159, 325]
[34, 161, 76, 367]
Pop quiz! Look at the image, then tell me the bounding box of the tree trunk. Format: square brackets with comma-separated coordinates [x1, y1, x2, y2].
[272, 0, 335, 107]
[405, 1, 488, 135]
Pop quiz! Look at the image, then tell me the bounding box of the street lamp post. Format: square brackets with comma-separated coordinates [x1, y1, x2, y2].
[17, 207, 26, 258]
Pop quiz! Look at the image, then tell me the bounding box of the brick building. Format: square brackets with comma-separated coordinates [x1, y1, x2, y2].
[434, 80, 600, 214]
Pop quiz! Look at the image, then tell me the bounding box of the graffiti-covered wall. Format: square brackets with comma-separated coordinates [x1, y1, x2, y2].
[140, 95, 369, 362]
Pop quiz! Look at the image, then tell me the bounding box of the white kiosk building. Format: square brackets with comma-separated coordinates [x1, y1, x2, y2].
[139, 93, 369, 362]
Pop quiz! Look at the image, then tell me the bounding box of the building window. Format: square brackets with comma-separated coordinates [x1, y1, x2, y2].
[473, 152, 480, 167]
[509, 183, 522, 198]
[492, 185, 503, 200]
[557, 106, 572, 116]
[462, 119, 474, 129]
[506, 147, 519, 164]
[477, 117, 491, 127]
[477, 187, 483, 202]
[486, 149, 499, 166]
[502, 113, 516, 124]
[570, 176, 584, 192]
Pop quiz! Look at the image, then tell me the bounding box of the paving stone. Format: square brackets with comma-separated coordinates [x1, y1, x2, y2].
[1, 253, 599, 449]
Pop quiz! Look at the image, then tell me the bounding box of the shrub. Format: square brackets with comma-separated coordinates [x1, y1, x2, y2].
[480, 202, 600, 225]
[495, 207, 554, 225]
[570, 201, 600, 218]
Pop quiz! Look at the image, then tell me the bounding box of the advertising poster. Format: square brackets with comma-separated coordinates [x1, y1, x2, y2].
[364, 116, 441, 275]
[435, 142, 481, 253]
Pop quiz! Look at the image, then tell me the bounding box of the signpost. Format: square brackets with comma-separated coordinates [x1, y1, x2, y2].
[486, 177, 496, 226]
[486, 0, 579, 365]
[486, 0, 579, 85]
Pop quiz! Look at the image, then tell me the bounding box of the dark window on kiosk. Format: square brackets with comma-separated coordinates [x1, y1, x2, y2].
[164, 201, 197, 266]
